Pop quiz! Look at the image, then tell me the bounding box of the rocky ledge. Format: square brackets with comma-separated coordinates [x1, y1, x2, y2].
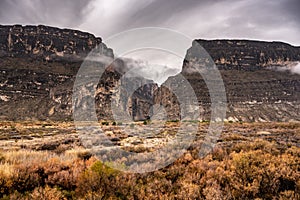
[189, 39, 300, 70]
[0, 24, 113, 61]
[0, 25, 299, 122]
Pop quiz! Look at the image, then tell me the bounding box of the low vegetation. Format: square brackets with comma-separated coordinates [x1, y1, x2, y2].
[0, 122, 299, 199]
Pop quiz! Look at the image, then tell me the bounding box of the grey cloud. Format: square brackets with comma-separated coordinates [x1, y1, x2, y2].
[80, 0, 300, 45]
[229, 0, 298, 28]
[0, 0, 299, 45]
[282, 0, 300, 24]
[0, 0, 94, 27]
[215, 0, 300, 44]
[129, 0, 205, 26]
[95, 0, 235, 35]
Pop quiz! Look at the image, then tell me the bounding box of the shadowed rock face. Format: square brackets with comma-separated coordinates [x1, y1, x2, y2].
[156, 40, 300, 122]
[0, 25, 156, 121]
[191, 39, 300, 70]
[93, 59, 158, 122]
[0, 24, 113, 61]
[0, 25, 299, 122]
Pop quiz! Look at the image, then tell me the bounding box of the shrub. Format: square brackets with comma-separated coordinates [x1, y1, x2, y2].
[0, 163, 14, 195]
[30, 185, 66, 200]
[75, 161, 118, 198]
[101, 121, 109, 126]
[0, 132, 298, 199]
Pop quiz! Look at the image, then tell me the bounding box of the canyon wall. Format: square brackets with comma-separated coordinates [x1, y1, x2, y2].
[0, 25, 299, 122]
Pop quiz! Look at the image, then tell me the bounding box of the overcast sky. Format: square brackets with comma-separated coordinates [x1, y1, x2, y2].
[1, 0, 299, 82]
[0, 0, 299, 46]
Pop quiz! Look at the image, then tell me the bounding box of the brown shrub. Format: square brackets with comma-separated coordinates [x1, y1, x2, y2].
[75, 160, 118, 199]
[30, 185, 66, 200]
[0, 137, 298, 199]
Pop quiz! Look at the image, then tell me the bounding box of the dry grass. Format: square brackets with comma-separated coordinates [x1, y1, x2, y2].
[0, 162, 14, 178]
[0, 121, 298, 199]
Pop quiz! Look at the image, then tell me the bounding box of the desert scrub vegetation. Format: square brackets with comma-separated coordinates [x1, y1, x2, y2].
[0, 119, 300, 200]
[0, 139, 299, 199]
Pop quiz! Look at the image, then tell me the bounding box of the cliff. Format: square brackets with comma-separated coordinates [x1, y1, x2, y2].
[0, 24, 113, 61]
[156, 39, 300, 122]
[0, 25, 155, 121]
[192, 39, 300, 70]
[0, 25, 299, 122]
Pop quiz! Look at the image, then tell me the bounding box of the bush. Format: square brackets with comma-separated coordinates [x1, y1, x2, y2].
[76, 161, 118, 199]
[0, 135, 298, 199]
[30, 185, 66, 200]
[101, 121, 109, 126]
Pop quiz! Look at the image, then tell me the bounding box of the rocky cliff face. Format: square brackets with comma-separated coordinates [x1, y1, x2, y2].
[156, 40, 300, 122]
[0, 25, 299, 122]
[94, 59, 158, 121]
[0, 24, 113, 61]
[0, 25, 156, 121]
[191, 39, 300, 70]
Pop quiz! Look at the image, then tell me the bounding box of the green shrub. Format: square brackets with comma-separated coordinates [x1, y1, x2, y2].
[76, 161, 118, 199]
[101, 121, 109, 126]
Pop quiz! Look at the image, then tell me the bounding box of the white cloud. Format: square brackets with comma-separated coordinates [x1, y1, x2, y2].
[271, 62, 300, 75]
[291, 62, 300, 75]
[121, 50, 183, 85]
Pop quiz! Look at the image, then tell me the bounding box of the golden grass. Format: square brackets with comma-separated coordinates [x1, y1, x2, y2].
[0, 162, 14, 178]
[0, 121, 298, 199]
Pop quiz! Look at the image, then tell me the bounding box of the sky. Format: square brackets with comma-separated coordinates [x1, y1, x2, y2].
[0, 0, 299, 82]
[0, 0, 299, 45]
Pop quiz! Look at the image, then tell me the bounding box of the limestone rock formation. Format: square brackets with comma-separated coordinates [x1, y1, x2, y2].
[0, 25, 299, 122]
[0, 24, 113, 61]
[156, 40, 300, 122]
[192, 39, 300, 70]
[0, 25, 155, 121]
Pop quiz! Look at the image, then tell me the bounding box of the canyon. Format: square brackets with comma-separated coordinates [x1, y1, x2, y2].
[0, 25, 299, 122]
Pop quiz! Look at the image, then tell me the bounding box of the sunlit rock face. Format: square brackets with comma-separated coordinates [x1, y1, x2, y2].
[0, 25, 299, 122]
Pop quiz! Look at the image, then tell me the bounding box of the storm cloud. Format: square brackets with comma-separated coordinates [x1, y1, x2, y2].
[0, 0, 299, 45]
[0, 0, 95, 27]
[80, 0, 300, 46]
